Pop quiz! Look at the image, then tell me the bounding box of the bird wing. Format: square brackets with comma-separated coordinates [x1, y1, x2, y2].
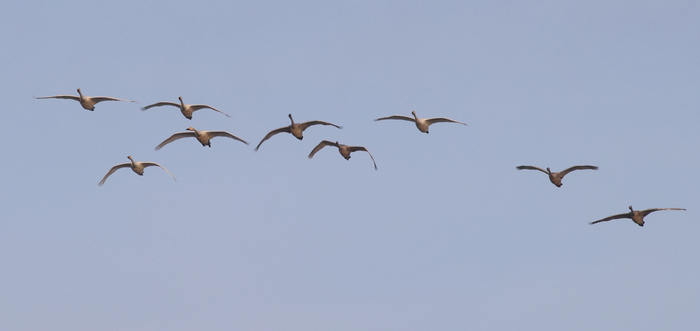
[208, 131, 249, 145]
[189, 104, 230, 117]
[590, 212, 631, 225]
[254, 127, 292, 151]
[154, 132, 197, 151]
[425, 117, 467, 126]
[141, 101, 180, 111]
[98, 163, 131, 186]
[374, 115, 415, 122]
[35, 95, 80, 101]
[89, 96, 137, 103]
[299, 120, 342, 131]
[558, 165, 599, 178]
[308, 140, 337, 159]
[141, 162, 177, 181]
[516, 165, 549, 174]
[349, 146, 378, 170]
[639, 208, 686, 217]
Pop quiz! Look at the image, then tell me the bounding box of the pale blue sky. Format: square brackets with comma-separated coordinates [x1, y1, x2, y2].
[1, 1, 699, 330]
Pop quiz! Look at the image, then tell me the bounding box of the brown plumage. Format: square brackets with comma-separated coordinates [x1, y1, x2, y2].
[590, 206, 685, 227]
[254, 114, 341, 151]
[308, 140, 377, 170]
[374, 111, 466, 133]
[141, 96, 229, 119]
[516, 165, 598, 187]
[36, 88, 135, 111]
[155, 127, 249, 150]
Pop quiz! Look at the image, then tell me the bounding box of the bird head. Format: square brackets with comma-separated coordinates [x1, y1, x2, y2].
[186, 127, 195, 131]
[629, 206, 634, 211]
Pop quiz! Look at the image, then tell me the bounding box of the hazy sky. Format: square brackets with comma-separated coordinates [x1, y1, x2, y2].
[1, 1, 699, 330]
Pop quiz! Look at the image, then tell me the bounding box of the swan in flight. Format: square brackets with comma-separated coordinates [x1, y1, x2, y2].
[254, 114, 342, 151]
[36, 88, 135, 111]
[141, 96, 230, 119]
[590, 206, 685, 227]
[374, 111, 466, 133]
[516, 165, 598, 187]
[155, 127, 249, 150]
[308, 140, 377, 170]
[99, 156, 176, 186]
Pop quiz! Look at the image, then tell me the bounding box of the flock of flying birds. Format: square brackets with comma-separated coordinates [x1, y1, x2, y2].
[36, 88, 686, 227]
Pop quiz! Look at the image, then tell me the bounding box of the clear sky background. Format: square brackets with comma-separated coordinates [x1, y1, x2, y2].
[1, 1, 699, 330]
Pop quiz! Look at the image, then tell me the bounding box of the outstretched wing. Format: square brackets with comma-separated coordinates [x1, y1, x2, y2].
[189, 104, 230, 117]
[254, 127, 292, 151]
[639, 208, 686, 217]
[35, 95, 80, 102]
[374, 115, 415, 122]
[308, 140, 338, 159]
[208, 131, 249, 145]
[141, 101, 180, 111]
[590, 212, 631, 225]
[98, 163, 131, 186]
[154, 132, 197, 151]
[141, 162, 177, 182]
[516, 165, 549, 174]
[90, 96, 137, 104]
[425, 117, 467, 126]
[299, 120, 342, 131]
[349, 146, 378, 170]
[558, 165, 599, 178]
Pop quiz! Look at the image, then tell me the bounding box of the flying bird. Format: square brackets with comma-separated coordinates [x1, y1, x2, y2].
[155, 127, 249, 150]
[99, 156, 176, 186]
[374, 111, 466, 133]
[141, 96, 229, 119]
[36, 88, 136, 111]
[590, 206, 685, 227]
[308, 140, 377, 170]
[516, 165, 598, 187]
[254, 114, 341, 151]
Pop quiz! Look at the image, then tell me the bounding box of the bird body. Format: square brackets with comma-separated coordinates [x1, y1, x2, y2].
[254, 114, 341, 151]
[308, 140, 377, 170]
[374, 111, 466, 133]
[516, 165, 598, 187]
[99, 156, 176, 186]
[590, 206, 685, 227]
[155, 127, 249, 150]
[36, 88, 135, 111]
[141, 96, 229, 119]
